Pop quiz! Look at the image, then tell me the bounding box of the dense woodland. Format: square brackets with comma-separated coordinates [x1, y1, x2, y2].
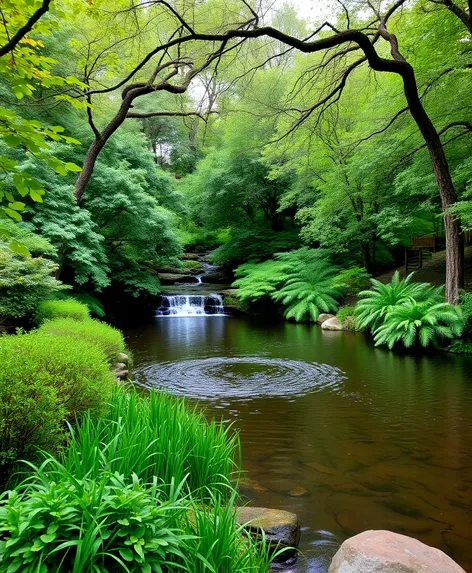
[0, 0, 471, 323]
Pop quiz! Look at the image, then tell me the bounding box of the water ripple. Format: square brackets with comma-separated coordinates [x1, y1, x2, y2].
[136, 356, 346, 400]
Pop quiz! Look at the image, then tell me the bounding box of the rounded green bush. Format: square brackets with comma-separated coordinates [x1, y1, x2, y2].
[0, 331, 114, 484]
[36, 298, 90, 324]
[38, 318, 125, 364]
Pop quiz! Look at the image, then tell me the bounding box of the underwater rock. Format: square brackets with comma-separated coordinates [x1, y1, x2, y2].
[328, 530, 466, 573]
[287, 486, 309, 497]
[239, 477, 269, 494]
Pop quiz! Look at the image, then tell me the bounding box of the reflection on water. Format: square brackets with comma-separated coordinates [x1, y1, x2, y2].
[124, 316, 472, 572]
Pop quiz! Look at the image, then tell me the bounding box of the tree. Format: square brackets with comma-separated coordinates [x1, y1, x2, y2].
[68, 0, 467, 301]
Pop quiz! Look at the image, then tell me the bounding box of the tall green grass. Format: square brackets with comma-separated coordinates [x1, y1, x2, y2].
[61, 387, 241, 501]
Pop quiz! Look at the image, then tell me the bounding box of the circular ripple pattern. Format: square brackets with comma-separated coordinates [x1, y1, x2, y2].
[137, 356, 346, 400]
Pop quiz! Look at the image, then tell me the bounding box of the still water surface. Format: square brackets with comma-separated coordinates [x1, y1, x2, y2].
[123, 316, 472, 572]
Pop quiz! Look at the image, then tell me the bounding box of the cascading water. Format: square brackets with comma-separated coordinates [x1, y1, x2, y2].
[156, 294, 226, 317]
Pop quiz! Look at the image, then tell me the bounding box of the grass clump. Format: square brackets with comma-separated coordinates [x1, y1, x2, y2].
[36, 298, 90, 323]
[39, 317, 125, 363]
[0, 331, 114, 485]
[62, 388, 239, 501]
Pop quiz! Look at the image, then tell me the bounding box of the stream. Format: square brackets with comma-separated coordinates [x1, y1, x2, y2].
[123, 310, 472, 572]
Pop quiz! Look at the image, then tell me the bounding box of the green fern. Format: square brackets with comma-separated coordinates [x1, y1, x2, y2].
[272, 250, 340, 322]
[233, 248, 341, 322]
[373, 300, 464, 349]
[232, 259, 288, 302]
[355, 271, 442, 330]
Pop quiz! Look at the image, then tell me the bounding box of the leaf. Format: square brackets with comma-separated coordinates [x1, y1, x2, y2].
[65, 162, 82, 173]
[119, 547, 134, 562]
[9, 240, 31, 257]
[8, 202, 25, 211]
[3, 208, 22, 221]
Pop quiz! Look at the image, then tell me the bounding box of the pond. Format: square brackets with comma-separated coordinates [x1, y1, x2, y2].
[123, 314, 472, 572]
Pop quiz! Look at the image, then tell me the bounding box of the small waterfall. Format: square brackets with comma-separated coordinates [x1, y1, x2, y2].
[156, 294, 226, 317]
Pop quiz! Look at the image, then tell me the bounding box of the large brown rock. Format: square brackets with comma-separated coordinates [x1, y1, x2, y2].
[235, 507, 300, 550]
[328, 530, 466, 573]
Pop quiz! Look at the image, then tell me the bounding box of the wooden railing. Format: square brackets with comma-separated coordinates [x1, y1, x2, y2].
[411, 234, 437, 250]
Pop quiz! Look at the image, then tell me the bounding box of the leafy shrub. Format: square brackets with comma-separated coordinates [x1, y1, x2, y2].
[39, 317, 125, 363]
[449, 339, 472, 353]
[332, 266, 371, 296]
[355, 271, 441, 331]
[0, 331, 114, 484]
[233, 248, 341, 322]
[373, 300, 464, 349]
[337, 306, 358, 330]
[61, 388, 239, 502]
[36, 298, 90, 323]
[458, 290, 472, 338]
[0, 224, 63, 322]
[0, 463, 273, 573]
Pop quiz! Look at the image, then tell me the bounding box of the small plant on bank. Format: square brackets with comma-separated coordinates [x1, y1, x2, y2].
[36, 298, 90, 323]
[0, 331, 114, 485]
[336, 306, 358, 330]
[373, 300, 464, 349]
[39, 317, 125, 363]
[355, 271, 441, 331]
[448, 291, 472, 353]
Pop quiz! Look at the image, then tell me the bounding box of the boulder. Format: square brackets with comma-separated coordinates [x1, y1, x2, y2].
[115, 369, 129, 381]
[119, 352, 129, 365]
[317, 313, 335, 324]
[157, 273, 200, 285]
[183, 253, 200, 260]
[328, 530, 466, 573]
[112, 362, 127, 371]
[321, 317, 344, 331]
[235, 507, 300, 551]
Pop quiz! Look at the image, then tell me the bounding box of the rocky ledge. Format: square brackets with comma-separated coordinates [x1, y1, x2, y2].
[235, 506, 300, 559]
[329, 530, 466, 573]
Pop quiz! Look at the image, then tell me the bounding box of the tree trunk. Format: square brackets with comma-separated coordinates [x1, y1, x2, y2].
[75, 94, 137, 203]
[399, 64, 463, 303]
